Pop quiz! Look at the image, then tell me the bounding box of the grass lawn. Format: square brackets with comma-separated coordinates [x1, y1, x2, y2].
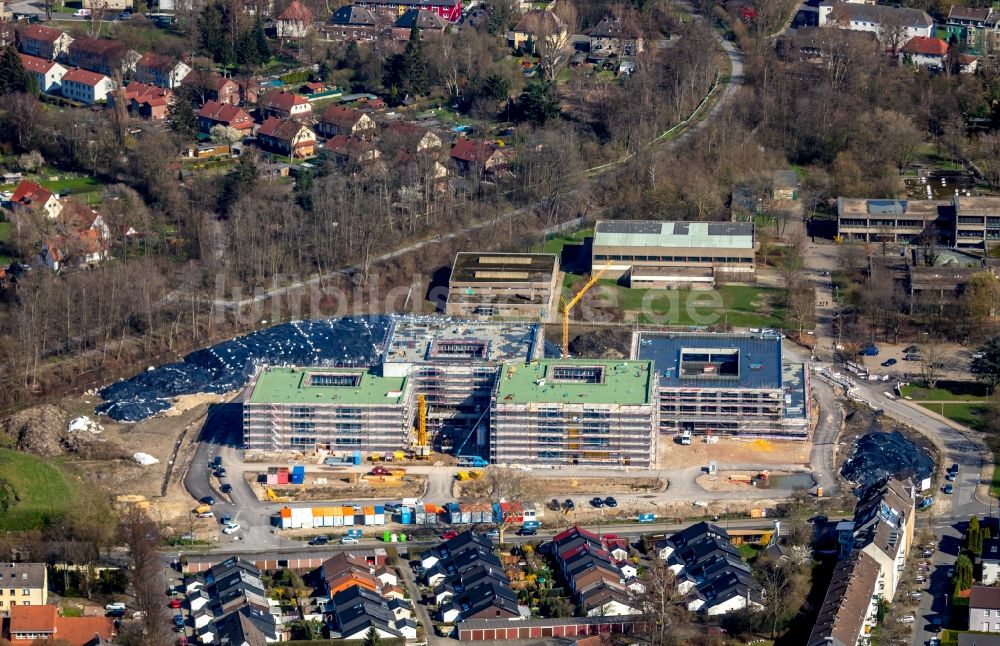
[0, 448, 89, 531]
[531, 228, 592, 255]
[990, 463, 1000, 498]
[739, 543, 763, 562]
[916, 401, 987, 429]
[900, 381, 991, 401]
[1, 173, 102, 198]
[567, 280, 784, 327]
[0, 221, 11, 243]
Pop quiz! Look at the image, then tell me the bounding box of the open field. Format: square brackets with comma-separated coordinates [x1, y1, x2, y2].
[0, 448, 88, 531]
[900, 381, 991, 401]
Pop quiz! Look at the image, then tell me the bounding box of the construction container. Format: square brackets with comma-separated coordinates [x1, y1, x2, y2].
[352, 451, 362, 465]
[374, 505, 385, 525]
[279, 507, 292, 529]
[265, 472, 278, 485]
[399, 507, 413, 524]
[290, 465, 306, 485]
[393, 451, 406, 461]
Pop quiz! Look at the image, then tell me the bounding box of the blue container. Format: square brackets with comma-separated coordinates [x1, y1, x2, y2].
[638, 513, 655, 523]
[352, 451, 362, 465]
[400, 508, 412, 524]
[289, 473, 305, 484]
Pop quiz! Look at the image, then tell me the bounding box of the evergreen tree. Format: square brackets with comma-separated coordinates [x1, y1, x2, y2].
[340, 41, 361, 71]
[0, 46, 38, 95]
[167, 85, 199, 141]
[955, 554, 974, 591]
[967, 516, 983, 555]
[480, 73, 511, 102]
[383, 26, 428, 104]
[363, 626, 382, 646]
[518, 80, 559, 126]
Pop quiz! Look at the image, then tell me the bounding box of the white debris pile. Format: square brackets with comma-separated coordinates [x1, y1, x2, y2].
[67, 416, 103, 434]
[133, 452, 160, 466]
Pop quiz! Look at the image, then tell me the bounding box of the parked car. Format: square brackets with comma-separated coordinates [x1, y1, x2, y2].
[808, 514, 829, 524]
[946, 472, 956, 481]
[169, 598, 182, 609]
[881, 358, 897, 366]
[214, 468, 227, 478]
[440, 530, 459, 540]
[308, 535, 329, 546]
[904, 345, 920, 354]
[517, 526, 538, 536]
[604, 496, 618, 508]
[944, 483, 954, 494]
[74, 8, 91, 16]
[904, 353, 922, 361]
[196, 511, 214, 519]
[340, 536, 359, 545]
[211, 456, 222, 469]
[898, 615, 915, 624]
[222, 522, 240, 534]
[105, 602, 126, 612]
[371, 466, 390, 476]
[922, 550, 934, 558]
[564, 499, 575, 511]
[930, 617, 943, 632]
[549, 498, 561, 511]
[199, 496, 215, 506]
[220, 484, 233, 494]
[485, 529, 500, 539]
[915, 575, 927, 583]
[860, 344, 880, 356]
[590, 497, 605, 508]
[909, 591, 922, 600]
[950, 464, 959, 475]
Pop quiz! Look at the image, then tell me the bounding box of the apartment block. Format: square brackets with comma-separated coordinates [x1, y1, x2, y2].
[807, 551, 880, 646]
[242, 366, 414, 453]
[0, 563, 47, 610]
[489, 359, 658, 468]
[591, 220, 755, 288]
[837, 197, 951, 243]
[445, 252, 560, 320]
[953, 196, 1000, 248]
[632, 332, 810, 440]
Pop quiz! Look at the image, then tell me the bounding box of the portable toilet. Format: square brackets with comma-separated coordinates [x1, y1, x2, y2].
[400, 506, 412, 524]
[383, 530, 390, 542]
[353, 451, 362, 465]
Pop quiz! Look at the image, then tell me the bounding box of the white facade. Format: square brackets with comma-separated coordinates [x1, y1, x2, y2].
[818, 3, 934, 42]
[61, 74, 115, 104]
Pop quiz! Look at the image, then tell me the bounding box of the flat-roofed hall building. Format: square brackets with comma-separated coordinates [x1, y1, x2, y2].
[591, 220, 755, 288]
[243, 366, 415, 452]
[633, 332, 809, 440]
[490, 359, 658, 468]
[445, 252, 560, 320]
[837, 198, 951, 243]
[381, 318, 543, 451]
[954, 196, 1000, 247]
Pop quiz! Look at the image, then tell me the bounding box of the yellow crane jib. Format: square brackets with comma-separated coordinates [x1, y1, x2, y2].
[561, 261, 611, 358]
[415, 394, 430, 458]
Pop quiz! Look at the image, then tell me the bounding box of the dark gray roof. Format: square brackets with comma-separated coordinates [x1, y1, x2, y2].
[215, 607, 276, 646]
[330, 5, 379, 26]
[635, 332, 783, 390]
[823, 2, 933, 28]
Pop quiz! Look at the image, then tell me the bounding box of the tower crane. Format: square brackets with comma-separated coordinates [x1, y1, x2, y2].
[561, 261, 611, 358]
[414, 394, 430, 458]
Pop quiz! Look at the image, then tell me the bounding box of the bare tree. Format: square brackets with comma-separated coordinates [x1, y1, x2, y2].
[477, 466, 537, 543]
[920, 338, 948, 389]
[634, 558, 690, 646]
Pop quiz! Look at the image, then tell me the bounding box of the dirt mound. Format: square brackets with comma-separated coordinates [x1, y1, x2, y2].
[1, 405, 129, 459]
[568, 329, 631, 358]
[1, 405, 67, 456]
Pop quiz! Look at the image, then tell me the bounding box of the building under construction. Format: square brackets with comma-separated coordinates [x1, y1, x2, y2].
[380, 318, 543, 453]
[632, 331, 809, 440]
[243, 366, 415, 452]
[445, 252, 561, 320]
[490, 359, 659, 468]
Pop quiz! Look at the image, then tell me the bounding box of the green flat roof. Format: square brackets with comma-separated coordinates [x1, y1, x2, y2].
[496, 359, 653, 405]
[248, 367, 408, 405]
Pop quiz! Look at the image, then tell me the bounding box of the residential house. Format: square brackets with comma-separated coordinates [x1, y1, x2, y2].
[60, 68, 115, 105]
[837, 478, 915, 602]
[10, 181, 62, 220]
[777, 26, 878, 63]
[323, 5, 385, 42]
[59, 198, 110, 241]
[183, 72, 241, 106]
[807, 551, 880, 646]
[957, 54, 979, 74]
[942, 6, 1000, 56]
[351, 0, 462, 24]
[7, 604, 115, 646]
[256, 117, 317, 158]
[391, 8, 448, 39]
[450, 138, 510, 176]
[258, 89, 312, 120]
[588, 13, 644, 56]
[0, 563, 48, 611]
[133, 52, 191, 89]
[551, 527, 641, 617]
[18, 53, 67, 94]
[326, 586, 417, 641]
[82, 0, 132, 9]
[199, 606, 279, 645]
[818, 2, 934, 44]
[652, 522, 731, 561]
[66, 37, 137, 76]
[122, 81, 172, 120]
[900, 36, 948, 68]
[18, 24, 72, 61]
[39, 228, 109, 271]
[0, 22, 15, 50]
[316, 105, 377, 139]
[324, 135, 381, 165]
[421, 530, 495, 571]
[958, 634, 1000, 646]
[971, 586, 1000, 634]
[507, 9, 568, 54]
[277, 0, 314, 38]
[383, 121, 441, 153]
[983, 538, 1000, 585]
[198, 101, 255, 135]
[772, 169, 798, 200]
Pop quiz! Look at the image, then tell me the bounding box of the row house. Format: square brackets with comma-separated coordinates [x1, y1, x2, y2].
[326, 586, 416, 641]
[391, 8, 449, 39]
[198, 101, 255, 135]
[352, 0, 463, 23]
[942, 6, 1000, 55]
[258, 89, 311, 120]
[837, 478, 915, 602]
[588, 12, 644, 56]
[256, 117, 317, 159]
[551, 527, 643, 617]
[61, 68, 115, 104]
[319, 552, 402, 599]
[182, 71, 241, 106]
[807, 551, 881, 646]
[182, 558, 280, 643]
[7, 605, 115, 645]
[18, 24, 73, 60]
[324, 5, 384, 41]
[316, 105, 377, 139]
[67, 37, 138, 77]
[122, 81, 172, 120]
[277, 0, 314, 38]
[19, 53, 67, 94]
[132, 52, 190, 89]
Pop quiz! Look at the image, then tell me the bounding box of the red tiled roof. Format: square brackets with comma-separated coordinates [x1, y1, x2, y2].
[69, 37, 123, 56]
[137, 51, 177, 71]
[59, 198, 100, 231]
[63, 67, 109, 86]
[11, 179, 54, 206]
[199, 100, 254, 128]
[9, 605, 114, 646]
[9, 604, 58, 633]
[324, 134, 377, 158]
[260, 89, 309, 111]
[902, 36, 948, 56]
[19, 53, 58, 74]
[125, 81, 171, 103]
[450, 138, 500, 164]
[278, 0, 313, 22]
[321, 105, 366, 129]
[21, 23, 67, 43]
[971, 585, 1000, 609]
[258, 116, 313, 142]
